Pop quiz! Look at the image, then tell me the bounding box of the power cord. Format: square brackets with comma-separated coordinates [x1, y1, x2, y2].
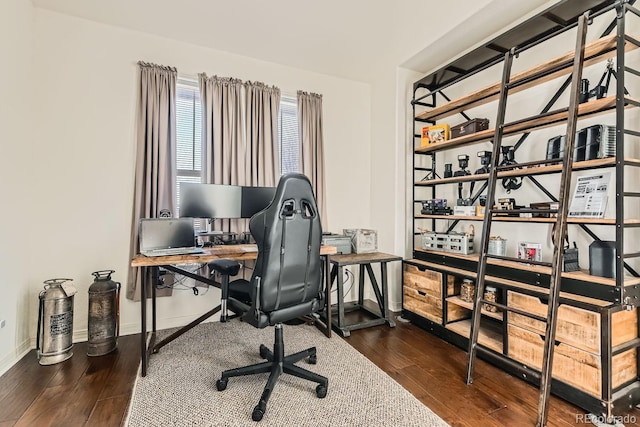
[331, 268, 354, 299]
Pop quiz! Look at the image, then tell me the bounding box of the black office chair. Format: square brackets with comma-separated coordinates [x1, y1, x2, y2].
[208, 173, 328, 422]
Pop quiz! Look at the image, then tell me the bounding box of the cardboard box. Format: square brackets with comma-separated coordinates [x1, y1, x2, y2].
[421, 124, 450, 147]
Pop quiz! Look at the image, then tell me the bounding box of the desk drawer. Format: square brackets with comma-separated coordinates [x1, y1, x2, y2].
[404, 264, 443, 298]
[508, 324, 637, 397]
[507, 291, 600, 354]
[403, 286, 442, 323]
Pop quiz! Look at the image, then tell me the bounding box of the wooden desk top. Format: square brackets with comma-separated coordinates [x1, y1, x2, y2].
[329, 252, 403, 266]
[131, 244, 337, 267]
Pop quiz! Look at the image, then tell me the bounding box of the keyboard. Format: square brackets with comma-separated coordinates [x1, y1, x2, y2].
[141, 247, 205, 257]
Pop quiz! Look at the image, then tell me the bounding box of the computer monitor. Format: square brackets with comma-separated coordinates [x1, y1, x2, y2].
[241, 186, 276, 218]
[179, 183, 242, 219]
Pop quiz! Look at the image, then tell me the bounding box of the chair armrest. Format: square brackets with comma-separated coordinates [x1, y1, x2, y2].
[208, 259, 241, 276]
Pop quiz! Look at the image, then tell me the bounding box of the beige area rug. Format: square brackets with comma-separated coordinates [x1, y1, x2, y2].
[126, 319, 449, 427]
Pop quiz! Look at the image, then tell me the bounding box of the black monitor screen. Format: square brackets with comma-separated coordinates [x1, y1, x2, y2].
[241, 186, 276, 218]
[179, 183, 242, 219]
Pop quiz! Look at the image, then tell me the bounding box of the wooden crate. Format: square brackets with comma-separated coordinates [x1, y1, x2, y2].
[404, 286, 442, 323]
[611, 308, 639, 347]
[404, 264, 443, 298]
[507, 291, 600, 354]
[507, 324, 637, 397]
[403, 262, 458, 324]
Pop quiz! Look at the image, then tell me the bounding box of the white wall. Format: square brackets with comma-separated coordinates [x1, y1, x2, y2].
[0, 0, 34, 375]
[28, 9, 372, 347]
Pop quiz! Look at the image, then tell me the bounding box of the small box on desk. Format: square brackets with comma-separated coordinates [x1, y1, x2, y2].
[343, 229, 377, 253]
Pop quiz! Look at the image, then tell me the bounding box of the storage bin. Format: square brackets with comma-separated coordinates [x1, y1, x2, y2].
[343, 229, 377, 253]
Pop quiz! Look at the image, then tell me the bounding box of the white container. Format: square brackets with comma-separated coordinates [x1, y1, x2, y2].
[343, 229, 377, 253]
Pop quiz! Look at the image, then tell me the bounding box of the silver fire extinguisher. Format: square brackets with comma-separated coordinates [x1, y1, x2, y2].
[37, 278, 77, 365]
[87, 270, 120, 356]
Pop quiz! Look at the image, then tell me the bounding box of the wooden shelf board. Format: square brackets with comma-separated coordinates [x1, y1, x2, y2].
[414, 95, 635, 154]
[445, 318, 503, 353]
[446, 295, 504, 321]
[411, 250, 640, 288]
[414, 214, 640, 225]
[415, 34, 636, 122]
[414, 157, 639, 186]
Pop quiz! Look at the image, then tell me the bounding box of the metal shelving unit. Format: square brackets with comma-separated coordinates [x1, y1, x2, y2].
[404, 0, 640, 421]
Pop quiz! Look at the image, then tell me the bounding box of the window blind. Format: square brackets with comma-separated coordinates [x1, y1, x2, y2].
[279, 96, 299, 175]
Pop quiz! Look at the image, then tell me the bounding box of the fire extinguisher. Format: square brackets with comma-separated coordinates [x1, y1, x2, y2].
[37, 278, 77, 365]
[87, 270, 120, 356]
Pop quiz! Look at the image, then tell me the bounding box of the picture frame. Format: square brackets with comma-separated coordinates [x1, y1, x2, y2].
[421, 124, 450, 147]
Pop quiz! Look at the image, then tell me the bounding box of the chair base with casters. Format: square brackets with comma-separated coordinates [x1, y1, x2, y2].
[215, 323, 328, 421]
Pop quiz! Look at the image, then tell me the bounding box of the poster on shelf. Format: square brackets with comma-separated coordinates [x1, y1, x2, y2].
[568, 172, 611, 218]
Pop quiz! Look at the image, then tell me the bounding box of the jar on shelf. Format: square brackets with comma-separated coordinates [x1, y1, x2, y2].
[460, 279, 475, 303]
[483, 286, 499, 313]
[488, 236, 507, 256]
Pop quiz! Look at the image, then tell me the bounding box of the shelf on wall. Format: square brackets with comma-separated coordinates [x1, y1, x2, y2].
[445, 318, 503, 353]
[413, 214, 640, 225]
[416, 34, 640, 122]
[414, 96, 640, 154]
[414, 158, 640, 186]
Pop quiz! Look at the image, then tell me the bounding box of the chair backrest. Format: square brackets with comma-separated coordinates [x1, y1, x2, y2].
[247, 173, 323, 325]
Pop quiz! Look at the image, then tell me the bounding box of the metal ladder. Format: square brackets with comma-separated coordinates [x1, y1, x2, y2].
[464, 12, 590, 427]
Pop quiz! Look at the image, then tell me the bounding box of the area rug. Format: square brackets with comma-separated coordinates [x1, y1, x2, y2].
[125, 320, 449, 426]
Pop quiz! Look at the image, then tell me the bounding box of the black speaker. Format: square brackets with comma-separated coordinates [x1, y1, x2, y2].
[589, 241, 616, 278]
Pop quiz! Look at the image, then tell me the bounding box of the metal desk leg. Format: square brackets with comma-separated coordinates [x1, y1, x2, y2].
[324, 255, 332, 338]
[336, 265, 346, 336]
[365, 263, 385, 316]
[380, 262, 395, 327]
[358, 264, 365, 306]
[140, 267, 148, 377]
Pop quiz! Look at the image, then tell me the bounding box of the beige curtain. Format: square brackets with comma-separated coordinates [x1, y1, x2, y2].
[199, 75, 280, 232]
[297, 91, 327, 229]
[126, 61, 177, 301]
[244, 81, 281, 187]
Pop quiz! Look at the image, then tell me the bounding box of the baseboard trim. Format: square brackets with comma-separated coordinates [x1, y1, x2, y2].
[0, 338, 32, 377]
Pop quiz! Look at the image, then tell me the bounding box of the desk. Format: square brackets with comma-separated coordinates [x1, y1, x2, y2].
[131, 244, 337, 376]
[329, 252, 402, 337]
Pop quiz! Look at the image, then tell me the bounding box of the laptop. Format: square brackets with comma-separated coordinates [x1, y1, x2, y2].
[139, 218, 205, 257]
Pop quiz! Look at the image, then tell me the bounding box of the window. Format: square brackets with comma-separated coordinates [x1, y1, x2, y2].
[279, 96, 299, 175]
[176, 79, 202, 216]
[175, 80, 299, 213]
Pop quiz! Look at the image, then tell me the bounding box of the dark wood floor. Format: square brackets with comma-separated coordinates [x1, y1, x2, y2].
[2, 313, 640, 427]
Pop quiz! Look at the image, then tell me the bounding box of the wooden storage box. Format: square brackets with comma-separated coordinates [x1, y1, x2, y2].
[508, 324, 637, 397]
[403, 262, 458, 324]
[507, 291, 600, 353]
[450, 118, 489, 139]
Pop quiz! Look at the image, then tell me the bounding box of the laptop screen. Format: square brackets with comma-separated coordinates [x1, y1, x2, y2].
[139, 218, 196, 251]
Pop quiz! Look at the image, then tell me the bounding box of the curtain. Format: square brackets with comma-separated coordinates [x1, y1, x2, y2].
[199, 75, 280, 232]
[126, 61, 177, 301]
[244, 81, 281, 187]
[297, 91, 327, 229]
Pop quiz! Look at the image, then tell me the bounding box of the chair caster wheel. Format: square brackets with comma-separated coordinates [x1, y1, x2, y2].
[252, 405, 265, 421]
[316, 384, 327, 398]
[308, 354, 317, 364]
[259, 344, 270, 359]
[216, 378, 228, 391]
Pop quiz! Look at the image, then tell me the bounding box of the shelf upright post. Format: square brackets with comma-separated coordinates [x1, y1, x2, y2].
[536, 12, 589, 427]
[465, 47, 515, 385]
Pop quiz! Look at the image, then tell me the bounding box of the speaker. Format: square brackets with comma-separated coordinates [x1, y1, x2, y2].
[589, 241, 616, 278]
